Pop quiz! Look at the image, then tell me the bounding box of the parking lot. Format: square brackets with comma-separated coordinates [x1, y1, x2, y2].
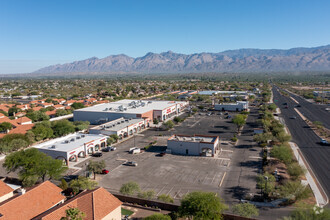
[74, 112, 242, 202]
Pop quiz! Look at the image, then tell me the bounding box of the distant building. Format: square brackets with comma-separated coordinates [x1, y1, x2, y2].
[167, 134, 220, 157]
[89, 117, 149, 140]
[313, 91, 330, 99]
[214, 101, 249, 112]
[74, 99, 188, 124]
[35, 133, 107, 166]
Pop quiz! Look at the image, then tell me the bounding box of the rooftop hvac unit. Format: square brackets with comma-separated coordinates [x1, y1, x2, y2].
[81, 134, 85, 138]
[104, 108, 109, 111]
[65, 140, 69, 143]
[109, 107, 112, 110]
[51, 145, 56, 149]
[117, 122, 120, 124]
[148, 101, 152, 104]
[125, 119, 129, 121]
[121, 121, 124, 123]
[71, 138, 75, 142]
[76, 137, 81, 139]
[124, 107, 127, 110]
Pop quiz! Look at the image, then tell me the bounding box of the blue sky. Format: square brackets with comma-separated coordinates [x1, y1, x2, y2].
[1, 0, 330, 74]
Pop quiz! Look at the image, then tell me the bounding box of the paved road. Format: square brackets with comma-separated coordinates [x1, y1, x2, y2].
[272, 87, 330, 199]
[274, 85, 330, 129]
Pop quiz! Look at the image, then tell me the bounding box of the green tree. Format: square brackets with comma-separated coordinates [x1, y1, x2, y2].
[55, 109, 69, 117]
[59, 178, 68, 190]
[232, 203, 259, 218]
[253, 132, 274, 144]
[179, 191, 228, 220]
[73, 121, 90, 131]
[71, 102, 85, 109]
[257, 172, 276, 197]
[144, 213, 171, 220]
[0, 122, 12, 132]
[32, 124, 53, 141]
[61, 207, 86, 220]
[69, 176, 98, 194]
[278, 181, 312, 202]
[270, 145, 293, 164]
[267, 103, 277, 111]
[3, 148, 67, 186]
[287, 163, 305, 180]
[138, 190, 155, 200]
[9, 139, 28, 151]
[51, 120, 75, 137]
[232, 114, 247, 132]
[26, 111, 50, 122]
[110, 134, 119, 142]
[275, 132, 291, 144]
[283, 203, 330, 220]
[153, 118, 159, 125]
[120, 181, 140, 195]
[157, 194, 174, 203]
[8, 107, 19, 116]
[87, 160, 106, 180]
[163, 120, 174, 130]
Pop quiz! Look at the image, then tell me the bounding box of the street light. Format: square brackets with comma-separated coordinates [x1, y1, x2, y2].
[264, 176, 269, 200]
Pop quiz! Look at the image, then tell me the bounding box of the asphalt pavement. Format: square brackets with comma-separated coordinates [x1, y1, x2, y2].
[272, 87, 330, 200]
[274, 86, 330, 129]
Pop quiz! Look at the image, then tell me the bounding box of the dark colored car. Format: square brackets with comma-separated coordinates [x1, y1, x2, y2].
[102, 147, 111, 152]
[92, 152, 103, 157]
[157, 152, 166, 157]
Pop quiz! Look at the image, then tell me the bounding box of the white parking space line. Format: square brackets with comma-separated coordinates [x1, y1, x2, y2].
[156, 185, 167, 196]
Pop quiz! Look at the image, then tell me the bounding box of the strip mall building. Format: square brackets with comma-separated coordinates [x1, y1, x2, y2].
[74, 99, 189, 125]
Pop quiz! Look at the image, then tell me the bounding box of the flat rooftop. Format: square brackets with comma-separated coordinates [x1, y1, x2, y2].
[90, 117, 144, 132]
[35, 133, 107, 152]
[169, 135, 217, 144]
[198, 90, 249, 95]
[74, 99, 187, 114]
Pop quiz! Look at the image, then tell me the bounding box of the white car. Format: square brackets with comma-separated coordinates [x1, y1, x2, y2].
[320, 139, 328, 145]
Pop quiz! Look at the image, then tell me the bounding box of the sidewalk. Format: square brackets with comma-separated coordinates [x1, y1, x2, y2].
[274, 112, 328, 207]
[289, 142, 328, 207]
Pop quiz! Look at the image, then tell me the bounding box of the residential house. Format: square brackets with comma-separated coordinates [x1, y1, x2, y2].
[33, 187, 122, 220]
[0, 181, 14, 203]
[0, 181, 65, 220]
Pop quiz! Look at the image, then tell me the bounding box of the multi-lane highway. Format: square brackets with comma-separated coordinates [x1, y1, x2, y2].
[275, 86, 330, 129]
[272, 87, 330, 200]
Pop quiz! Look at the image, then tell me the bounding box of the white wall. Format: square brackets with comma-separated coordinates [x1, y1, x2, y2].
[102, 206, 121, 220]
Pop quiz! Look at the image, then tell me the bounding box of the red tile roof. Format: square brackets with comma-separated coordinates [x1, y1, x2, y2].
[9, 124, 34, 135]
[14, 116, 32, 125]
[34, 187, 122, 220]
[0, 181, 65, 220]
[0, 181, 13, 198]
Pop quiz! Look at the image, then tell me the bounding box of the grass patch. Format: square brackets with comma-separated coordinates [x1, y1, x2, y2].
[121, 208, 134, 216]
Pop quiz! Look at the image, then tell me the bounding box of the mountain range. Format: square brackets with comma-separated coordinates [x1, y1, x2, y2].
[34, 45, 330, 74]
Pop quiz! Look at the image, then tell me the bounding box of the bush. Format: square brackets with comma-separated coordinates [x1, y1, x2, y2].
[144, 213, 171, 220]
[231, 135, 238, 142]
[257, 172, 276, 197]
[232, 203, 259, 218]
[270, 145, 293, 164]
[163, 120, 174, 130]
[120, 181, 140, 195]
[287, 162, 305, 180]
[278, 181, 312, 201]
[138, 190, 155, 200]
[157, 194, 174, 203]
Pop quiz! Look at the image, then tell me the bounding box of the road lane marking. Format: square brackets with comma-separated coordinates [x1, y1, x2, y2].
[290, 97, 299, 104]
[219, 172, 227, 187]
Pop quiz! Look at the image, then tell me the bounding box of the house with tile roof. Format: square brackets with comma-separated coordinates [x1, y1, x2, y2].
[14, 116, 32, 125]
[53, 104, 65, 110]
[0, 181, 65, 220]
[33, 187, 122, 220]
[0, 181, 14, 203]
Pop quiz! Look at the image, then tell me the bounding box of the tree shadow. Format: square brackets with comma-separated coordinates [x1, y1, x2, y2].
[146, 145, 167, 152]
[214, 125, 230, 130]
[240, 160, 262, 169]
[225, 186, 250, 200]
